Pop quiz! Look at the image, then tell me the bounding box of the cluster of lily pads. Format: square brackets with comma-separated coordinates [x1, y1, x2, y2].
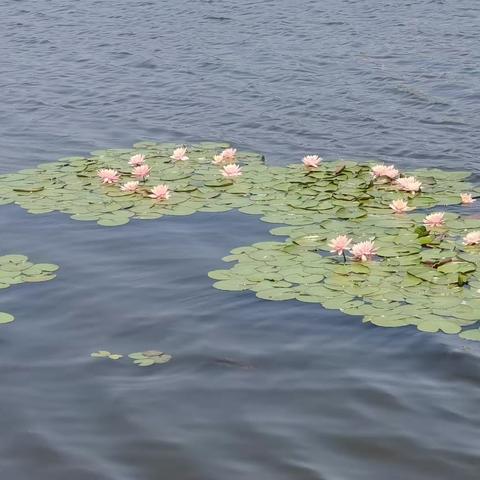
[91, 349, 172, 367]
[208, 158, 480, 341]
[0, 142, 263, 226]
[0, 254, 59, 324]
[0, 141, 479, 342]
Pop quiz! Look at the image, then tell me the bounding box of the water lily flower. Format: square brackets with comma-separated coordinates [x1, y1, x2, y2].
[97, 168, 120, 184]
[423, 212, 445, 229]
[351, 240, 377, 261]
[221, 148, 237, 162]
[328, 235, 352, 256]
[221, 164, 242, 179]
[461, 193, 476, 204]
[389, 198, 414, 214]
[212, 154, 225, 165]
[463, 231, 480, 245]
[212, 148, 238, 164]
[302, 155, 322, 169]
[149, 184, 171, 200]
[395, 176, 422, 193]
[120, 181, 140, 193]
[132, 164, 151, 180]
[128, 154, 145, 166]
[170, 147, 189, 161]
[371, 164, 399, 179]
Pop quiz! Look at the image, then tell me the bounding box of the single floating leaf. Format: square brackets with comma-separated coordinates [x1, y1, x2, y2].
[0, 312, 14, 324]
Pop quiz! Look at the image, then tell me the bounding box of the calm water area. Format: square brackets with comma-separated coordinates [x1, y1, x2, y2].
[1, 1, 479, 478]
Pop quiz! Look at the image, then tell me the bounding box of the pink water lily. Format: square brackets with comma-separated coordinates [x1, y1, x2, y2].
[395, 176, 422, 193]
[149, 184, 171, 200]
[97, 168, 120, 184]
[221, 148, 237, 162]
[302, 155, 322, 169]
[120, 181, 140, 193]
[371, 164, 399, 179]
[328, 235, 352, 256]
[132, 164, 151, 180]
[171, 147, 189, 161]
[389, 198, 414, 214]
[212, 154, 225, 165]
[213, 148, 237, 164]
[423, 212, 445, 229]
[461, 193, 476, 204]
[463, 231, 480, 245]
[128, 154, 145, 166]
[221, 164, 242, 179]
[351, 241, 377, 261]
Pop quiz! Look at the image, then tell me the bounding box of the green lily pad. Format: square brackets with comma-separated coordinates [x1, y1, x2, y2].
[128, 350, 172, 366]
[459, 329, 480, 341]
[91, 350, 123, 360]
[97, 216, 131, 227]
[213, 280, 249, 291]
[417, 319, 462, 334]
[256, 288, 297, 301]
[0, 312, 14, 324]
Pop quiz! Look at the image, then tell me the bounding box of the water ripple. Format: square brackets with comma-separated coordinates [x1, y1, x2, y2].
[1, 1, 480, 479]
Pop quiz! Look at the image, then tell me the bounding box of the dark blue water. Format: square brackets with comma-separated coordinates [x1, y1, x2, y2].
[1, 1, 479, 479]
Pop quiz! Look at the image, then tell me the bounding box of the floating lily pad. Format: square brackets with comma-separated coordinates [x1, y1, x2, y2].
[459, 329, 480, 341]
[0, 312, 14, 324]
[128, 350, 172, 367]
[417, 319, 462, 334]
[91, 350, 123, 360]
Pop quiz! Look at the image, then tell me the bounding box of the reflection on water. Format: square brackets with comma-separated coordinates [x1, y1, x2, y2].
[1, 0, 479, 478]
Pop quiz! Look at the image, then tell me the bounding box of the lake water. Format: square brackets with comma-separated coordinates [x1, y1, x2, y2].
[1, 1, 479, 479]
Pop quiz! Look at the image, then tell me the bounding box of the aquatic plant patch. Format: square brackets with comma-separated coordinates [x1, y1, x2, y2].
[90, 350, 123, 360]
[1, 141, 473, 228]
[128, 350, 172, 367]
[91, 350, 172, 367]
[0, 142, 265, 226]
[0, 255, 59, 323]
[1, 141, 480, 341]
[210, 236, 480, 337]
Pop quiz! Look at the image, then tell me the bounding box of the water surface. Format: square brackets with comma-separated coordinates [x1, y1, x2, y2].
[1, 1, 479, 479]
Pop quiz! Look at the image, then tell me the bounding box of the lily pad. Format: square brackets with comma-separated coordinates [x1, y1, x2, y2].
[128, 350, 172, 366]
[459, 329, 480, 341]
[0, 312, 14, 324]
[91, 350, 123, 360]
